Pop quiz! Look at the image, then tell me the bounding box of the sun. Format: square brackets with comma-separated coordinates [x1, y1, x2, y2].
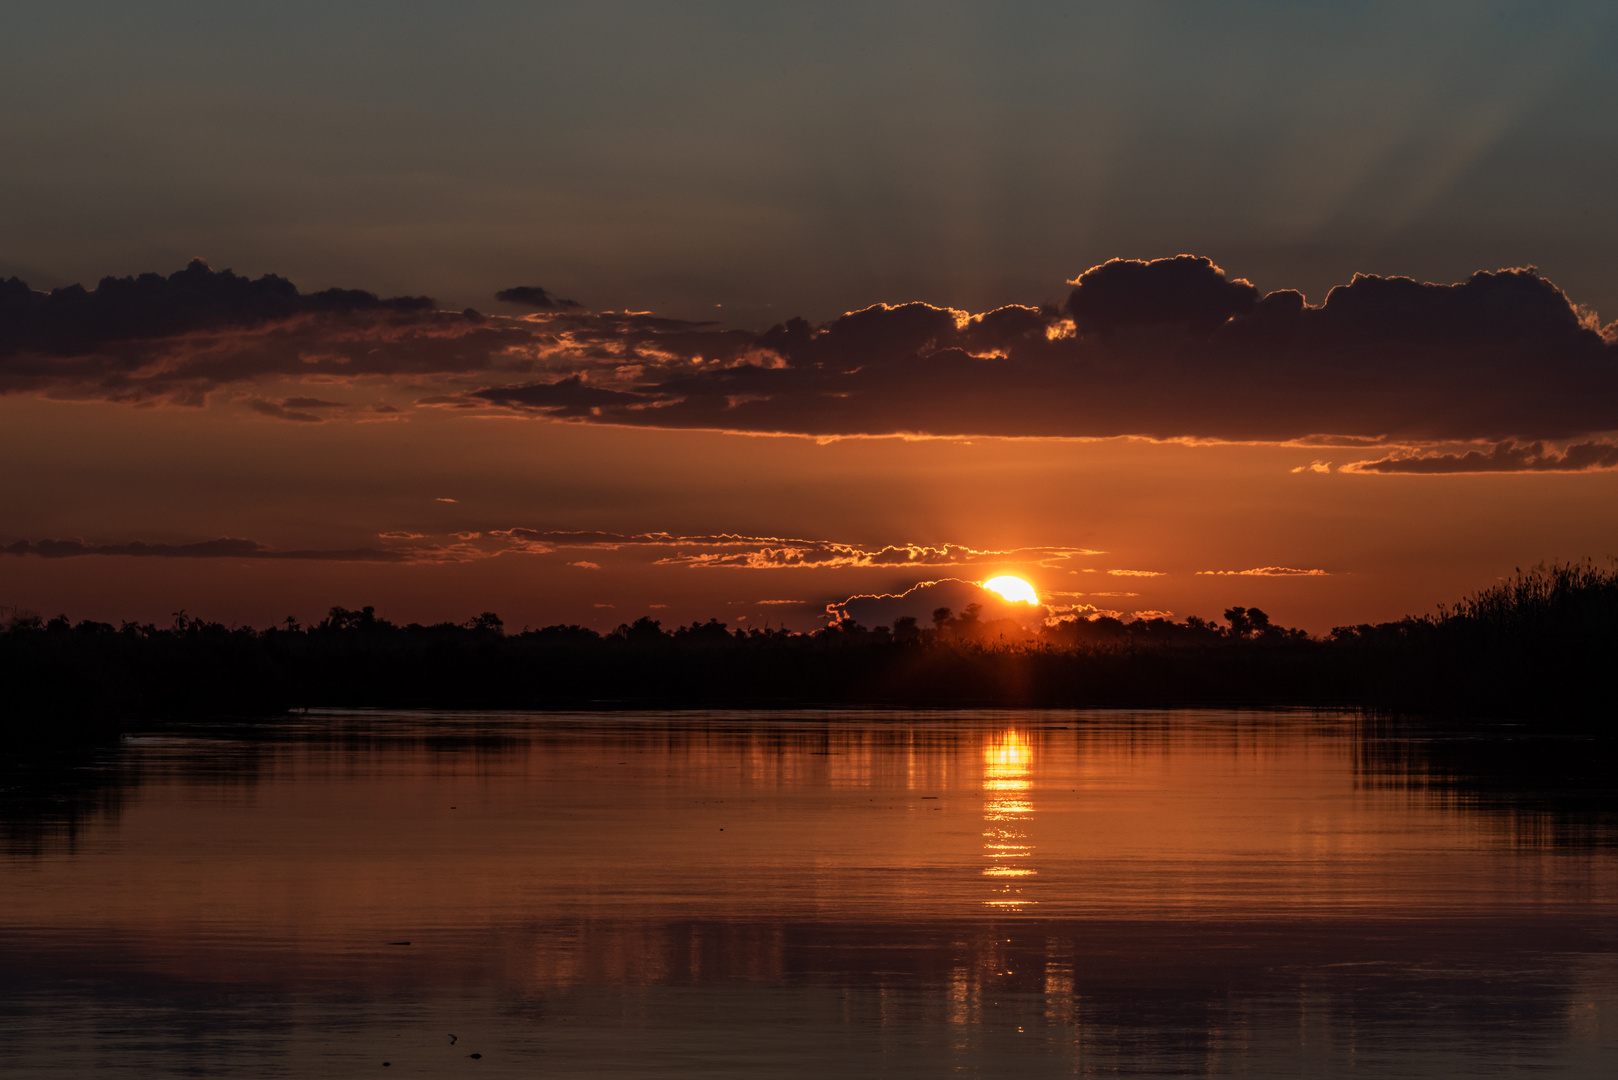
[982, 575, 1039, 605]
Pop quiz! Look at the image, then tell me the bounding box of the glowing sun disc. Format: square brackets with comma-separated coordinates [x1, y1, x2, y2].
[983, 575, 1039, 605]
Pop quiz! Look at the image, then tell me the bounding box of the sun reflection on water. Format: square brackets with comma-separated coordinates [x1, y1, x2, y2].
[982, 728, 1036, 908]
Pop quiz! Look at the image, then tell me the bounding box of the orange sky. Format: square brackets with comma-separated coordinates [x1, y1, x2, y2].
[5, 385, 1616, 634]
[6, 2, 1618, 635]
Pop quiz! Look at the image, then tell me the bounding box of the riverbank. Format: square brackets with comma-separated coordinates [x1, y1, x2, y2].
[4, 562, 1614, 745]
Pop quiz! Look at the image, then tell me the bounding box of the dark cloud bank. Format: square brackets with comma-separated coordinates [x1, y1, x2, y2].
[0, 258, 430, 358]
[0, 259, 530, 406]
[5, 256, 1618, 465]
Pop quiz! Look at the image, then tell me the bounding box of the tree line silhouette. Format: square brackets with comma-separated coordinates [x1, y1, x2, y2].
[4, 561, 1615, 744]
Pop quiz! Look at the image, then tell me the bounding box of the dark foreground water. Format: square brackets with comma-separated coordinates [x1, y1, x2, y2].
[3, 709, 1617, 1078]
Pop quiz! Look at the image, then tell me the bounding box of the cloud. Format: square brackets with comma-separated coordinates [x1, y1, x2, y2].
[7, 257, 1617, 446]
[1195, 567, 1331, 576]
[830, 579, 1045, 628]
[1045, 602, 1109, 617]
[473, 375, 646, 417]
[1288, 434, 1404, 448]
[1067, 255, 1258, 336]
[243, 395, 396, 424]
[2, 537, 408, 561]
[492, 529, 1096, 569]
[0, 258, 430, 362]
[1343, 439, 1618, 474]
[494, 286, 581, 311]
[1047, 603, 1129, 622]
[465, 261, 1618, 445]
[244, 397, 326, 423]
[0, 527, 1099, 574]
[656, 542, 1077, 570]
[0, 260, 533, 405]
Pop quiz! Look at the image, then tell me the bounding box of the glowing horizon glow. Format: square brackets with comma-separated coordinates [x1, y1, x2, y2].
[982, 575, 1039, 605]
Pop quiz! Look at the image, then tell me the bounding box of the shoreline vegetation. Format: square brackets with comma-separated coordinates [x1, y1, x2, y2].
[3, 562, 1615, 745]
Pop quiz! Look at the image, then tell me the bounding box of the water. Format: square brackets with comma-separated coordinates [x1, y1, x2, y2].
[3, 709, 1616, 1077]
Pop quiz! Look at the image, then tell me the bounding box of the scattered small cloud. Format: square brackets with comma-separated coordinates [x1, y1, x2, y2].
[1291, 460, 1333, 474]
[494, 285, 581, 311]
[568, 560, 602, 569]
[1107, 569, 1164, 577]
[435, 497, 458, 503]
[1046, 604, 1123, 622]
[1196, 567, 1330, 576]
[244, 397, 325, 423]
[1131, 609, 1175, 620]
[1046, 602, 1104, 616]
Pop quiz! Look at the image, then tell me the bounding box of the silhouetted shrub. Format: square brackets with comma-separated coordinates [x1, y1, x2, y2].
[5, 562, 1615, 745]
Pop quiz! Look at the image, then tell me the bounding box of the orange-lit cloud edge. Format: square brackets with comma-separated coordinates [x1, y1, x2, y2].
[827, 576, 1196, 628]
[5, 255, 1618, 473]
[1, 532, 1104, 570]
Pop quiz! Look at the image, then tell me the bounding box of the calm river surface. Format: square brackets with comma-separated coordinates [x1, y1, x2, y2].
[3, 709, 1617, 1078]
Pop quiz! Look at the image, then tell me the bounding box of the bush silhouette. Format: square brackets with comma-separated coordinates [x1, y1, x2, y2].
[5, 560, 1616, 744]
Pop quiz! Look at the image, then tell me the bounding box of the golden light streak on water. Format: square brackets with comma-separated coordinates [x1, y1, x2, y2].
[982, 728, 1036, 908]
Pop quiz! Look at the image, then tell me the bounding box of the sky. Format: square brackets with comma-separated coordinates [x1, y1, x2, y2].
[4, 0, 1618, 634]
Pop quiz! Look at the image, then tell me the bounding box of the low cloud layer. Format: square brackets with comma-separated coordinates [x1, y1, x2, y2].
[1, 529, 1100, 571]
[496, 530, 1096, 570]
[6, 256, 1617, 445]
[1344, 439, 1618, 474]
[2, 537, 406, 561]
